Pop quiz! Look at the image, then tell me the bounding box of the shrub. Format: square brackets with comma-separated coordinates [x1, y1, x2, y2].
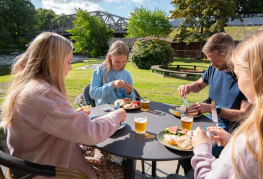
[91, 48, 99, 58]
[130, 36, 174, 69]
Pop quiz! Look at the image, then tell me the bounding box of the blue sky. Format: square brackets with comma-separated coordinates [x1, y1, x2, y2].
[31, 0, 174, 18]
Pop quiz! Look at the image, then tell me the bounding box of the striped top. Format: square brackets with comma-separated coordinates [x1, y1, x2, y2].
[5, 78, 121, 179]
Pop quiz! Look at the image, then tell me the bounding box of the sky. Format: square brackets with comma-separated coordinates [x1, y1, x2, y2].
[30, 0, 174, 18]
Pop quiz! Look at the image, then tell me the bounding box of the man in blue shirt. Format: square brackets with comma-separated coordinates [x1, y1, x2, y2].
[178, 33, 251, 132]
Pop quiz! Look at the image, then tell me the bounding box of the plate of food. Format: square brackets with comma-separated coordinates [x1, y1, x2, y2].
[112, 99, 141, 110]
[157, 126, 193, 151]
[169, 105, 202, 118]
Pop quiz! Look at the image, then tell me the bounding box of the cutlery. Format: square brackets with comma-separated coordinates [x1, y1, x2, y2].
[116, 102, 120, 110]
[211, 100, 221, 147]
[182, 98, 189, 106]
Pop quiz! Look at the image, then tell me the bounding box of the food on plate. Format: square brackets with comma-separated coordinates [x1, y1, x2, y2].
[175, 135, 192, 150]
[164, 134, 179, 145]
[180, 105, 187, 113]
[163, 126, 193, 150]
[123, 103, 134, 109]
[174, 111, 180, 116]
[114, 99, 125, 107]
[186, 109, 198, 116]
[123, 98, 131, 104]
[165, 126, 178, 135]
[131, 101, 140, 108]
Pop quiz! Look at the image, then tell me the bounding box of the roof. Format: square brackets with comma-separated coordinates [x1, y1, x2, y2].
[108, 38, 139, 46]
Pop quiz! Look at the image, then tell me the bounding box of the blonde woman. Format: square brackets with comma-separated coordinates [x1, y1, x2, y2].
[90, 40, 135, 106]
[1, 32, 126, 179]
[190, 28, 263, 178]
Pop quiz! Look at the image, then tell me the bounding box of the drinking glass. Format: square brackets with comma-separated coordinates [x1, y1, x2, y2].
[134, 115, 148, 134]
[181, 114, 194, 130]
[140, 97, 150, 111]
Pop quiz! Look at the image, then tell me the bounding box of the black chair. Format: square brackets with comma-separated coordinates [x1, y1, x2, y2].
[134, 88, 141, 101]
[0, 150, 89, 179]
[83, 84, 96, 107]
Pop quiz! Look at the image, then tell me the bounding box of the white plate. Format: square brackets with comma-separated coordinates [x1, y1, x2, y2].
[118, 121, 126, 130]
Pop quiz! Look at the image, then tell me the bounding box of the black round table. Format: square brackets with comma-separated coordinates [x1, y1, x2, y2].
[89, 102, 214, 179]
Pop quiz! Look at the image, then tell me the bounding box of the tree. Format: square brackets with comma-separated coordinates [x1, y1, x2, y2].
[170, 0, 240, 57]
[67, 9, 114, 56]
[237, 0, 263, 15]
[36, 8, 58, 30]
[0, 0, 37, 48]
[126, 6, 172, 38]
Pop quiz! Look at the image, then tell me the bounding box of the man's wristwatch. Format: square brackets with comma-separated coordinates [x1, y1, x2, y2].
[216, 105, 221, 115]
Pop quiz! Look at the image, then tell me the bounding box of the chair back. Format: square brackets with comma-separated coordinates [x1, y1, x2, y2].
[134, 89, 141, 101]
[83, 84, 96, 107]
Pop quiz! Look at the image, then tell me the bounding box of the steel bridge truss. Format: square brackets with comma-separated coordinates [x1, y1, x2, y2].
[41, 11, 128, 35]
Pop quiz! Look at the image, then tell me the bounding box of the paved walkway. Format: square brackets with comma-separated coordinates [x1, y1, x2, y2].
[113, 156, 185, 179]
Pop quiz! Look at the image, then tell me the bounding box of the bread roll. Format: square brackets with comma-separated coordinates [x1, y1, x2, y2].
[175, 135, 192, 150]
[164, 134, 179, 146]
[114, 99, 125, 107]
[123, 98, 131, 104]
[123, 104, 134, 109]
[186, 109, 198, 116]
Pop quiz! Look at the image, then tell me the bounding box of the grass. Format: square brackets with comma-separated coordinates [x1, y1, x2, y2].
[0, 58, 210, 109]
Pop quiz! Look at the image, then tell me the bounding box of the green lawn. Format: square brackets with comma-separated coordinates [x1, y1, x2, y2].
[0, 58, 210, 109]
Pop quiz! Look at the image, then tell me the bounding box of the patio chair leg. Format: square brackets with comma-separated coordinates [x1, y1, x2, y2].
[141, 160, 145, 173]
[175, 161, 180, 174]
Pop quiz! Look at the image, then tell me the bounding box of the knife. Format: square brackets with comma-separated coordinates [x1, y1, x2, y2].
[211, 100, 221, 146]
[182, 98, 189, 106]
[116, 102, 120, 110]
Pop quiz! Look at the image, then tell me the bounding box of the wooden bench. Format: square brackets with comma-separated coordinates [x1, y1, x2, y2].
[151, 65, 207, 79]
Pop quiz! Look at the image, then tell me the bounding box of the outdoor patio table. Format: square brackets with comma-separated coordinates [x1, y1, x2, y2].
[89, 102, 214, 179]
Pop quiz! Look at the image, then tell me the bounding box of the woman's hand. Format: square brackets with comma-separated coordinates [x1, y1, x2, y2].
[115, 108, 126, 122]
[75, 107, 91, 115]
[113, 80, 126, 88]
[192, 127, 211, 147]
[207, 127, 232, 147]
[124, 83, 133, 94]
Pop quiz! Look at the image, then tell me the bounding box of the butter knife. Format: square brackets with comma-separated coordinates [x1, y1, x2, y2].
[116, 102, 120, 110]
[211, 100, 221, 146]
[182, 98, 189, 106]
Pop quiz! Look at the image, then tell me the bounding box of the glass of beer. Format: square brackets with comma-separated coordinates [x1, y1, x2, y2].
[134, 115, 148, 134]
[181, 114, 194, 130]
[140, 97, 150, 111]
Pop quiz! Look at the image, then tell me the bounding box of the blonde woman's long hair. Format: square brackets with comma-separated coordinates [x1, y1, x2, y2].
[230, 28, 263, 178]
[0, 32, 73, 127]
[102, 40, 129, 83]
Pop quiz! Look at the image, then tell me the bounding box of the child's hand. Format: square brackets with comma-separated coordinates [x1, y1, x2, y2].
[113, 80, 126, 88]
[207, 127, 231, 147]
[192, 127, 211, 147]
[124, 83, 133, 94]
[115, 108, 126, 122]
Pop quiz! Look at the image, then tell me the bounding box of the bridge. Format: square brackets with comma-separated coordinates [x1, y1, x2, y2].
[41, 11, 128, 37]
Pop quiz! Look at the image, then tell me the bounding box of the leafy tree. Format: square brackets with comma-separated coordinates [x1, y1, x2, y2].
[170, 0, 240, 57]
[126, 6, 172, 38]
[130, 36, 173, 69]
[237, 0, 263, 15]
[0, 0, 37, 48]
[36, 8, 58, 30]
[67, 9, 114, 56]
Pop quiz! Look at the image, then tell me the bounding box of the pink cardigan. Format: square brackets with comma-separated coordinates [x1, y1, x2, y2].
[191, 132, 259, 179]
[6, 79, 121, 179]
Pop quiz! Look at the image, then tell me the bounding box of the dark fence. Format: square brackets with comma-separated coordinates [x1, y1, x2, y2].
[171, 41, 240, 59]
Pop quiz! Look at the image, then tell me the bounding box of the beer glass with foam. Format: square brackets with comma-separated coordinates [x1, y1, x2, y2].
[140, 97, 150, 111]
[181, 114, 194, 130]
[134, 115, 147, 134]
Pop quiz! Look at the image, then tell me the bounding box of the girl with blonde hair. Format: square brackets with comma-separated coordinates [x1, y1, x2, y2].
[189, 28, 263, 178]
[1, 32, 126, 179]
[90, 40, 135, 106]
